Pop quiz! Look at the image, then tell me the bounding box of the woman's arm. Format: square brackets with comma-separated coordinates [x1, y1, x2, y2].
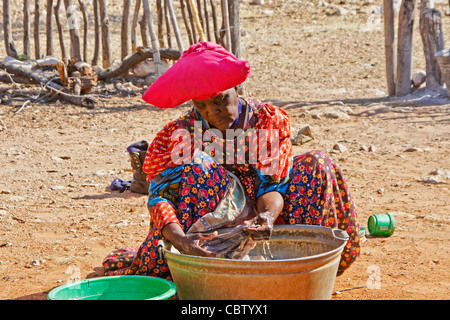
[162, 222, 219, 257]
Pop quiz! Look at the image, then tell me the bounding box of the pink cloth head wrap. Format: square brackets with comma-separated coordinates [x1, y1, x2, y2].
[142, 42, 251, 108]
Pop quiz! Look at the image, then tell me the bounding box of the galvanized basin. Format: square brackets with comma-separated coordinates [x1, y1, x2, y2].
[163, 225, 349, 300]
[436, 48, 450, 95]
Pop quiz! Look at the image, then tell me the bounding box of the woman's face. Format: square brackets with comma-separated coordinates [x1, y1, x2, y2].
[192, 88, 239, 132]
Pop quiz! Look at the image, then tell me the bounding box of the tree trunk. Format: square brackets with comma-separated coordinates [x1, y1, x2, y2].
[98, 0, 111, 67]
[420, 1, 445, 90]
[384, 0, 396, 96]
[395, 0, 417, 96]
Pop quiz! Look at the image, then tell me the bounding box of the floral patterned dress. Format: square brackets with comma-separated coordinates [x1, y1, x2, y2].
[102, 99, 360, 277]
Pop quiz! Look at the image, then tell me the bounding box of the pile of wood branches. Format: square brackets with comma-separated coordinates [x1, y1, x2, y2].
[0, 47, 181, 109]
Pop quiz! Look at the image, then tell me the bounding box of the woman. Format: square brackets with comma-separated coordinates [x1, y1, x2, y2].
[103, 42, 360, 277]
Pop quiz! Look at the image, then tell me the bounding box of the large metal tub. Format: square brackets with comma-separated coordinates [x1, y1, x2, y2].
[163, 225, 349, 300]
[436, 49, 450, 95]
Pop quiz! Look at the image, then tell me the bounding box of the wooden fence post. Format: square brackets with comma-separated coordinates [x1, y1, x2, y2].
[92, 0, 100, 65]
[142, 0, 163, 77]
[420, 0, 445, 90]
[3, 0, 18, 58]
[122, 0, 131, 59]
[24, 0, 31, 57]
[46, 0, 54, 56]
[131, 0, 142, 52]
[189, 0, 205, 41]
[78, 0, 88, 62]
[167, 0, 185, 52]
[54, 0, 67, 60]
[98, 0, 111, 67]
[221, 0, 231, 51]
[384, 0, 396, 96]
[63, 0, 82, 61]
[35, 0, 41, 59]
[228, 0, 240, 58]
[396, 0, 417, 96]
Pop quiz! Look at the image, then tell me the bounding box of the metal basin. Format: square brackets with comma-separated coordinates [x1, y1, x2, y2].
[163, 225, 348, 300]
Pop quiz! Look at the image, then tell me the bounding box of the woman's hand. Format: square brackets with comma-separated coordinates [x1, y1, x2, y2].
[244, 212, 274, 240]
[244, 191, 284, 240]
[162, 223, 219, 257]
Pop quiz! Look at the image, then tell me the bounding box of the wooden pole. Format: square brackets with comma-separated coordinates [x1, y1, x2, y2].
[210, 0, 220, 44]
[157, 0, 165, 47]
[54, 0, 67, 60]
[228, 0, 240, 58]
[35, 0, 41, 59]
[142, 0, 163, 77]
[131, 0, 142, 52]
[3, 0, 18, 58]
[92, 0, 100, 65]
[384, 0, 396, 96]
[203, 0, 211, 41]
[221, 0, 231, 51]
[24, 0, 31, 57]
[395, 0, 417, 96]
[186, 0, 198, 43]
[196, 0, 206, 37]
[122, 0, 131, 59]
[164, 0, 173, 48]
[167, 0, 184, 52]
[180, 0, 195, 46]
[64, 0, 82, 61]
[420, 0, 445, 90]
[46, 0, 54, 56]
[98, 0, 111, 67]
[78, 0, 88, 62]
[140, 5, 150, 47]
[189, 0, 205, 41]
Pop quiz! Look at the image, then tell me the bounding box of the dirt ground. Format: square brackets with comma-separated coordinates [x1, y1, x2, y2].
[0, 0, 449, 300]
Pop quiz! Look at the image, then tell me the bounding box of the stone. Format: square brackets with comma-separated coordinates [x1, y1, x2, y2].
[333, 143, 348, 153]
[412, 71, 426, 87]
[404, 147, 423, 152]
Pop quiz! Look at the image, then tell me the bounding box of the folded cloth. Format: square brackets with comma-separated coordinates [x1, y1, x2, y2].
[110, 178, 131, 193]
[126, 140, 149, 155]
[142, 41, 251, 109]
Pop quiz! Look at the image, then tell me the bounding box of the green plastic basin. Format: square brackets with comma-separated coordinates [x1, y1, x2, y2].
[48, 276, 177, 300]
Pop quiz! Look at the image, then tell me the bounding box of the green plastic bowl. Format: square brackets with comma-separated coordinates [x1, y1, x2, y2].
[48, 276, 177, 300]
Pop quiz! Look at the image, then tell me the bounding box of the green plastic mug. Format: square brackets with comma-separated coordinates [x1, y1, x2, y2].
[367, 213, 395, 237]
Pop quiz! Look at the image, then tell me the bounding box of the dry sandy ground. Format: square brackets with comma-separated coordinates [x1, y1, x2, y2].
[0, 0, 449, 300]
